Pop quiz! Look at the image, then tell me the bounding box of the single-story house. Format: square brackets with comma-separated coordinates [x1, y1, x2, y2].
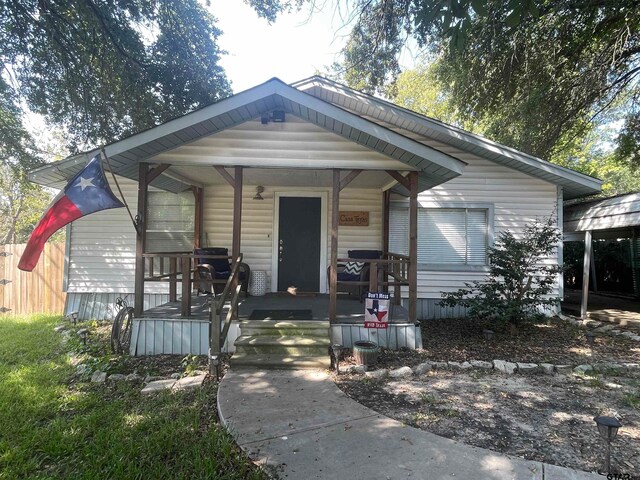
[28, 76, 602, 359]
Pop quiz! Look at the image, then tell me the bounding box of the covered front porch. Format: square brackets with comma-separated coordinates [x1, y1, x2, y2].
[131, 292, 420, 356]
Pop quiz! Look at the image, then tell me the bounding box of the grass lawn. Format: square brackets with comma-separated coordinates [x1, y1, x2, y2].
[0, 314, 266, 480]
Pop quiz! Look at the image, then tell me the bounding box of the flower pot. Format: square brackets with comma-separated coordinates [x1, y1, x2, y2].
[352, 341, 379, 367]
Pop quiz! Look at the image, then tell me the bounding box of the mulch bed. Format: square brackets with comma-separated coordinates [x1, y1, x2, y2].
[334, 317, 640, 477]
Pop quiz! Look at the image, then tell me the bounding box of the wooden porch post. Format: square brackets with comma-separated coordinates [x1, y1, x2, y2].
[329, 169, 340, 323]
[408, 171, 418, 323]
[232, 167, 243, 261]
[382, 190, 390, 253]
[134, 163, 149, 317]
[581, 230, 592, 319]
[192, 186, 203, 249]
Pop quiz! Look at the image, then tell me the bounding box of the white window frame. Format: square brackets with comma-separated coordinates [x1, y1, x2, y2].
[389, 201, 494, 272]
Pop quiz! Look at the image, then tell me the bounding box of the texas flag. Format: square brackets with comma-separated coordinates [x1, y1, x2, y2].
[18, 155, 124, 271]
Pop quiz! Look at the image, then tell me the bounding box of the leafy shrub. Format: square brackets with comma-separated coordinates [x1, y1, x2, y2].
[440, 215, 562, 329]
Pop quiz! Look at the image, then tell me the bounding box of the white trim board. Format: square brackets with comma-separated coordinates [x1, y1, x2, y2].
[271, 191, 329, 293]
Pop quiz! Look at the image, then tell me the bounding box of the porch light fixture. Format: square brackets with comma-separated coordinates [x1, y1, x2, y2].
[483, 329, 495, 341]
[593, 415, 622, 473]
[260, 111, 286, 124]
[253, 186, 265, 201]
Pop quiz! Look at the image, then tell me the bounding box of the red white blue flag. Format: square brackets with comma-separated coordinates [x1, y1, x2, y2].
[18, 155, 124, 271]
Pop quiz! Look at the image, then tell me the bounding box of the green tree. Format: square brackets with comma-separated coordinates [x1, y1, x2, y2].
[440, 215, 563, 331]
[394, 63, 640, 196]
[1, 0, 231, 151]
[250, 0, 639, 164]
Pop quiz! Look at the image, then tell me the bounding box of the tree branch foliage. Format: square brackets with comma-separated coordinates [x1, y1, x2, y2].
[440, 215, 563, 328]
[250, 0, 639, 163]
[1, 0, 231, 151]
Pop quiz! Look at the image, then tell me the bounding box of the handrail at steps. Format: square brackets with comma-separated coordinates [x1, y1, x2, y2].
[209, 254, 243, 377]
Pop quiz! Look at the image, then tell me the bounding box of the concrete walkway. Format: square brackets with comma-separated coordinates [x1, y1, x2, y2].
[217, 370, 600, 480]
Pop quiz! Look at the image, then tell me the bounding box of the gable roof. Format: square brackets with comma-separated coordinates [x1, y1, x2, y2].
[29, 77, 467, 195]
[29, 75, 601, 199]
[293, 76, 602, 200]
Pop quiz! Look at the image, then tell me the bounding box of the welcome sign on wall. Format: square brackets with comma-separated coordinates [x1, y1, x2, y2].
[364, 292, 390, 328]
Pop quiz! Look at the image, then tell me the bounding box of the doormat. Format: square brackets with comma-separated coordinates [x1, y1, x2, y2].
[248, 309, 313, 320]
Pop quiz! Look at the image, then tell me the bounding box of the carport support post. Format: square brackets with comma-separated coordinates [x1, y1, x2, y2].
[409, 171, 418, 323]
[581, 230, 592, 319]
[329, 169, 340, 323]
[134, 163, 149, 317]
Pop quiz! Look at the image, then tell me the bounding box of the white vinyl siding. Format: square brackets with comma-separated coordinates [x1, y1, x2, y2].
[203, 185, 382, 292]
[390, 206, 488, 266]
[145, 191, 195, 253]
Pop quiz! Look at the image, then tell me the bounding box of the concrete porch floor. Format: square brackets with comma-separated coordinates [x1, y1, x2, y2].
[140, 292, 409, 324]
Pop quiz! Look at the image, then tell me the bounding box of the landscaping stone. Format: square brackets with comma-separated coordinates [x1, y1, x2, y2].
[108, 373, 126, 381]
[143, 375, 162, 383]
[539, 363, 555, 375]
[431, 361, 448, 370]
[554, 365, 573, 374]
[470, 360, 493, 369]
[413, 362, 433, 375]
[609, 329, 622, 335]
[388, 366, 413, 378]
[593, 324, 616, 333]
[345, 365, 366, 374]
[593, 362, 624, 373]
[173, 374, 206, 391]
[365, 369, 388, 380]
[622, 363, 639, 371]
[573, 364, 593, 375]
[584, 320, 602, 328]
[516, 363, 540, 374]
[125, 373, 142, 382]
[170, 372, 182, 379]
[77, 328, 89, 336]
[91, 371, 107, 383]
[448, 361, 464, 369]
[54, 325, 66, 332]
[141, 379, 176, 394]
[76, 364, 91, 375]
[493, 360, 517, 374]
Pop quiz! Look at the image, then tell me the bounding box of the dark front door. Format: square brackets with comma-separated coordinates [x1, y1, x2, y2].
[278, 196, 321, 292]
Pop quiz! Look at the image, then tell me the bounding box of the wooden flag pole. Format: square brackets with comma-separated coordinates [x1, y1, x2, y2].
[100, 147, 139, 231]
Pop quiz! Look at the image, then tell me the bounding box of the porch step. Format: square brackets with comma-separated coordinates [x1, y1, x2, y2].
[235, 335, 331, 356]
[232, 320, 331, 370]
[231, 353, 331, 370]
[238, 320, 329, 337]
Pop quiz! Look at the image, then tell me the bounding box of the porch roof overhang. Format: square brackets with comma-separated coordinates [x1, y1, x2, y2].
[29, 78, 466, 196]
[293, 76, 603, 200]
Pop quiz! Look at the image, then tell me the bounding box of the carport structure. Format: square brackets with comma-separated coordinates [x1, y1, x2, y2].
[564, 192, 640, 318]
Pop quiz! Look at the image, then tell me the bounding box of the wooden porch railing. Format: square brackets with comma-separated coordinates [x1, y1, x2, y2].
[140, 251, 243, 376]
[141, 251, 236, 316]
[335, 252, 410, 305]
[209, 255, 243, 377]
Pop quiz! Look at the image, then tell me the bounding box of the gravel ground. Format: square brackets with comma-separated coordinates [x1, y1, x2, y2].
[334, 317, 640, 477]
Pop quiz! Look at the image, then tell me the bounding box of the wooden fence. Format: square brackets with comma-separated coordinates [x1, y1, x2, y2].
[1, 243, 66, 315]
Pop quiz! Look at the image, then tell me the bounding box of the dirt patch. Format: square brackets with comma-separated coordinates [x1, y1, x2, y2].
[334, 318, 640, 477]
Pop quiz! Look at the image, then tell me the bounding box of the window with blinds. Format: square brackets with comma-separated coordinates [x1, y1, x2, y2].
[389, 205, 488, 266]
[145, 191, 195, 253]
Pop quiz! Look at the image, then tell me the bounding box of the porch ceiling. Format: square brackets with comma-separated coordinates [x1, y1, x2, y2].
[28, 78, 466, 195]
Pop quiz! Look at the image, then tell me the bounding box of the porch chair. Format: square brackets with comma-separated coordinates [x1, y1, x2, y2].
[194, 247, 250, 295]
[331, 250, 383, 301]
